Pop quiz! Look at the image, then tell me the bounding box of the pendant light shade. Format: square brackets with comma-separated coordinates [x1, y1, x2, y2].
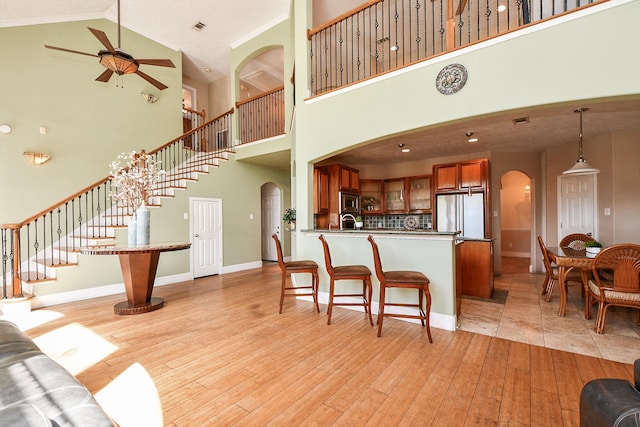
[563, 108, 600, 174]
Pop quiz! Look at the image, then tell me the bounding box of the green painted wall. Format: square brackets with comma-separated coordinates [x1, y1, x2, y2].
[0, 20, 183, 224]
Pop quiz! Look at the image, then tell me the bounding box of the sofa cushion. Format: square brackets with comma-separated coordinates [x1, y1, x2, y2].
[0, 403, 52, 426]
[0, 320, 40, 360]
[0, 335, 113, 426]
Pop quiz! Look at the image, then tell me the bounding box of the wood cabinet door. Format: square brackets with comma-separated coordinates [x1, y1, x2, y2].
[460, 161, 484, 190]
[349, 169, 359, 192]
[360, 179, 384, 214]
[314, 168, 329, 213]
[434, 165, 457, 191]
[384, 178, 407, 212]
[408, 175, 431, 212]
[340, 167, 351, 191]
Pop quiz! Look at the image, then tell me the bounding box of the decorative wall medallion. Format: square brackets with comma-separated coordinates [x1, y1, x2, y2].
[435, 63, 468, 95]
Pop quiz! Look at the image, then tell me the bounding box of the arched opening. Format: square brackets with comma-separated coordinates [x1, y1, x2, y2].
[238, 47, 284, 100]
[500, 170, 532, 274]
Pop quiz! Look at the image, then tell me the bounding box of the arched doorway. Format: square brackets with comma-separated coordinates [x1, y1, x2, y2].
[261, 183, 281, 261]
[500, 171, 532, 274]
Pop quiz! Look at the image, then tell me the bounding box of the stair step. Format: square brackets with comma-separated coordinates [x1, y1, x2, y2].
[36, 259, 78, 269]
[20, 271, 56, 284]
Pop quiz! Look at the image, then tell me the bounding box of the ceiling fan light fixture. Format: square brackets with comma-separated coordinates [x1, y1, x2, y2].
[563, 108, 600, 175]
[99, 52, 138, 75]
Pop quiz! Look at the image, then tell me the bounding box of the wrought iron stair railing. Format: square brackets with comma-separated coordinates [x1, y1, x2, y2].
[1, 108, 234, 300]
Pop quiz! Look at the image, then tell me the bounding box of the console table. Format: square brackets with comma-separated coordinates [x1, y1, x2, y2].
[81, 242, 191, 315]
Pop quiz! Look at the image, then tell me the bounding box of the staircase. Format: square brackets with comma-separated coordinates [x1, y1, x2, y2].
[1, 108, 234, 300]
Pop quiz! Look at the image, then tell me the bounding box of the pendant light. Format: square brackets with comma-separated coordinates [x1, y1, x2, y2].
[563, 107, 600, 174]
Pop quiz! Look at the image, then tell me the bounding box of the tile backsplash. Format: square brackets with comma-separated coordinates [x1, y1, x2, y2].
[362, 213, 433, 230]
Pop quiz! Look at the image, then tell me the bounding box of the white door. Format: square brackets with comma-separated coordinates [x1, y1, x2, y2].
[558, 173, 597, 239]
[190, 198, 222, 278]
[261, 184, 281, 261]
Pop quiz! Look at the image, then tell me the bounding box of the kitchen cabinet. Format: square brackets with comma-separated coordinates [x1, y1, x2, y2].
[384, 179, 406, 212]
[460, 239, 494, 298]
[314, 167, 329, 214]
[360, 179, 383, 214]
[407, 175, 431, 212]
[433, 158, 488, 193]
[332, 165, 359, 193]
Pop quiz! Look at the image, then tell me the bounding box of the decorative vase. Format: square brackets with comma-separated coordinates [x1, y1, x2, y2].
[355, 221, 363, 229]
[136, 204, 150, 246]
[127, 218, 137, 246]
[288, 221, 296, 231]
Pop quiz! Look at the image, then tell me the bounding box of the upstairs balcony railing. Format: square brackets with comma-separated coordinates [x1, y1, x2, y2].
[307, 0, 603, 96]
[1, 108, 234, 300]
[235, 86, 285, 144]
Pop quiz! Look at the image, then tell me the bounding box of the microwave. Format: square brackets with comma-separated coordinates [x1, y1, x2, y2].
[340, 192, 360, 214]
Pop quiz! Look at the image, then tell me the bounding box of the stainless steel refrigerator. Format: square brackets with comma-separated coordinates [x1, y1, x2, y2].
[436, 193, 485, 238]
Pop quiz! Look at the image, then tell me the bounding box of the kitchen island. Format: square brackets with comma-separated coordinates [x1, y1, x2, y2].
[296, 229, 461, 332]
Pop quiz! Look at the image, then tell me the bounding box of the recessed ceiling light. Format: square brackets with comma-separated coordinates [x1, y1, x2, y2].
[203, 67, 212, 73]
[0, 124, 11, 134]
[398, 143, 410, 153]
[468, 137, 479, 143]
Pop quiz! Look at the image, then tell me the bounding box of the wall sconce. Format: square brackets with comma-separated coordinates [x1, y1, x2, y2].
[141, 92, 159, 104]
[23, 152, 52, 165]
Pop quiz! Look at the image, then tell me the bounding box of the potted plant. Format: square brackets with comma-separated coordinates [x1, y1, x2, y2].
[283, 208, 296, 230]
[585, 240, 603, 256]
[355, 216, 364, 229]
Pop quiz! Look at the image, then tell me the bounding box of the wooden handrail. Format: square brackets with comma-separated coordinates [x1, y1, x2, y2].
[307, 0, 382, 39]
[235, 86, 285, 108]
[2, 107, 235, 230]
[150, 107, 234, 155]
[183, 106, 206, 119]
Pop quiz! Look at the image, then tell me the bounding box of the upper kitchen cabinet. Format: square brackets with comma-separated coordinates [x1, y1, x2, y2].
[330, 164, 359, 193]
[384, 178, 407, 213]
[433, 158, 488, 193]
[407, 175, 431, 212]
[314, 167, 330, 214]
[361, 179, 384, 214]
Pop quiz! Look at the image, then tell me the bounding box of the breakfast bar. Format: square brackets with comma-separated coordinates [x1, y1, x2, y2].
[296, 229, 462, 331]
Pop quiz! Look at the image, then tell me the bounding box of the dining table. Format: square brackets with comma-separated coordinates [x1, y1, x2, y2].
[546, 246, 594, 316]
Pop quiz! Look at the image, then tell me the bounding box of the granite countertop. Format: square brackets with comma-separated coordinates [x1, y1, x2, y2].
[301, 228, 458, 236]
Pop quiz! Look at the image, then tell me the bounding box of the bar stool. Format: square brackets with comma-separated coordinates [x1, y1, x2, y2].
[318, 234, 374, 326]
[367, 235, 432, 341]
[272, 234, 320, 314]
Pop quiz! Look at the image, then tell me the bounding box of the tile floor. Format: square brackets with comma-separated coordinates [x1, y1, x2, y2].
[458, 261, 640, 364]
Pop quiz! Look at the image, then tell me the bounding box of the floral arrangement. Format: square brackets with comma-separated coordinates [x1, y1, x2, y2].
[282, 208, 296, 224]
[109, 150, 165, 212]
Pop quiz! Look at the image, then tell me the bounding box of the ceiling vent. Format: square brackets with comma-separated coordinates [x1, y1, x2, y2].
[192, 21, 206, 31]
[512, 116, 529, 125]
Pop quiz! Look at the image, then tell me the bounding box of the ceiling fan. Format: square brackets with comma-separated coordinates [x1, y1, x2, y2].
[44, 0, 175, 90]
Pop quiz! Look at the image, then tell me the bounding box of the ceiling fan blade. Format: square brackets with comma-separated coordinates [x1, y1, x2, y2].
[88, 27, 117, 53]
[136, 70, 168, 90]
[136, 59, 176, 68]
[44, 45, 99, 58]
[95, 69, 114, 83]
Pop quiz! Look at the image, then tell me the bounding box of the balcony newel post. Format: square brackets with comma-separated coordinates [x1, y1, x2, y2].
[446, 0, 456, 51]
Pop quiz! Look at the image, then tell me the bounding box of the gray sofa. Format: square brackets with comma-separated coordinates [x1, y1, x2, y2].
[580, 359, 640, 426]
[0, 320, 113, 426]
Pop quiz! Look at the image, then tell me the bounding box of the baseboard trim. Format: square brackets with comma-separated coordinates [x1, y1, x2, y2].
[31, 272, 193, 309]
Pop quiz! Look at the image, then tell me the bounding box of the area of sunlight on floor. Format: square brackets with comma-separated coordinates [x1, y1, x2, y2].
[95, 362, 164, 427]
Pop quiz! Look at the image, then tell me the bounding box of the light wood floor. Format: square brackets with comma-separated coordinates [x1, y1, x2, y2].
[18, 264, 636, 426]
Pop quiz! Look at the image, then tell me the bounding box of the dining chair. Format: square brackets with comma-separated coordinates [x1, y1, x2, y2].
[537, 235, 583, 302]
[272, 234, 320, 314]
[318, 234, 374, 326]
[367, 235, 432, 341]
[586, 243, 640, 334]
[560, 233, 595, 250]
